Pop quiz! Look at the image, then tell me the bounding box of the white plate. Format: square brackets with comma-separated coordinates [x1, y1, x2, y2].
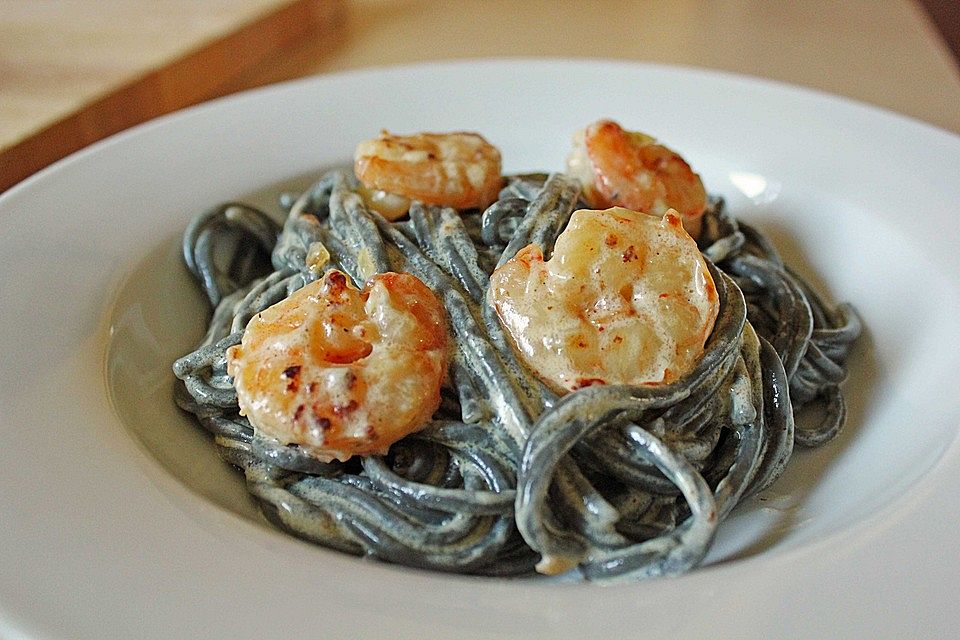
[2, 60, 959, 639]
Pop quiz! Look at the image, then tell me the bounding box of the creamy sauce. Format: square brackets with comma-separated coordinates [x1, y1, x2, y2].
[489, 207, 718, 393]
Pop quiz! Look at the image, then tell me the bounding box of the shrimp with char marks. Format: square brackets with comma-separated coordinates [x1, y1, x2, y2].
[226, 269, 449, 462]
[567, 119, 708, 238]
[488, 206, 718, 394]
[354, 130, 503, 219]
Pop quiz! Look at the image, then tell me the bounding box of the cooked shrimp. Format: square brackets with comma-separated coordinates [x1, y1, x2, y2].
[226, 270, 449, 462]
[566, 119, 708, 238]
[488, 207, 718, 394]
[354, 130, 503, 218]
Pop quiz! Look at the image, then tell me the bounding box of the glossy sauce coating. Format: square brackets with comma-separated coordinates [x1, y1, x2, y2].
[227, 270, 449, 461]
[354, 130, 502, 218]
[489, 207, 718, 393]
[566, 119, 708, 237]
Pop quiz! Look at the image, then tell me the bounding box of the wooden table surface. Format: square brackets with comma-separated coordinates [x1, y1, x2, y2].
[2, 0, 959, 193]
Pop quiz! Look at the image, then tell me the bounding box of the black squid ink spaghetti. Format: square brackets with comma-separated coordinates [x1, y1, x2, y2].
[173, 121, 861, 581]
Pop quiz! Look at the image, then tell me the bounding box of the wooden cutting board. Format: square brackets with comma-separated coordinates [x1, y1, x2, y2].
[0, 0, 344, 193]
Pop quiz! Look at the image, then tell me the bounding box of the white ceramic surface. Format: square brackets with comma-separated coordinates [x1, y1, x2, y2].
[1, 60, 959, 639]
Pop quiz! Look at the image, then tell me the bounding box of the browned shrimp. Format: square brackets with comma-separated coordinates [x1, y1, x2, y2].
[226, 270, 449, 462]
[566, 119, 708, 237]
[354, 130, 503, 219]
[488, 207, 718, 394]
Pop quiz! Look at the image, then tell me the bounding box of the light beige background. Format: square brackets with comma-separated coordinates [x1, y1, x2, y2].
[2, 0, 958, 190]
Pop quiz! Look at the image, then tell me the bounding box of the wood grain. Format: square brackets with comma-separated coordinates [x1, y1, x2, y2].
[3, 0, 958, 195]
[0, 0, 344, 193]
